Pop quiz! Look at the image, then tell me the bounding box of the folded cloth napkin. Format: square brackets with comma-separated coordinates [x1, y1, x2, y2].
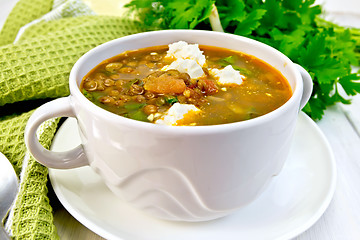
[0, 0, 144, 238]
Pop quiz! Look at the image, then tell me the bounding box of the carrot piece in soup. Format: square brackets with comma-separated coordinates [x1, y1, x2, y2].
[203, 79, 218, 95]
[144, 70, 186, 94]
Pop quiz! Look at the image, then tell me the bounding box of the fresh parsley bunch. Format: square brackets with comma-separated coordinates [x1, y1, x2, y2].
[125, 0, 360, 120]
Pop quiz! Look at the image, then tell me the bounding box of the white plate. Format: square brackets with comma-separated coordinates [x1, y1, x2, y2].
[49, 112, 336, 240]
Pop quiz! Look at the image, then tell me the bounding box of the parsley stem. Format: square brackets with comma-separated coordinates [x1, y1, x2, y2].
[209, 4, 224, 32]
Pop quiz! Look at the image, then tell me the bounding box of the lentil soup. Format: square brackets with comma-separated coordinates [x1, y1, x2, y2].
[80, 42, 292, 126]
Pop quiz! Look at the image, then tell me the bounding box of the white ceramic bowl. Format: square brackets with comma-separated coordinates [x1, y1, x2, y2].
[25, 30, 312, 222]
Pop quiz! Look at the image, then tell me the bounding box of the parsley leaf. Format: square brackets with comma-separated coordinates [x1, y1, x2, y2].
[339, 73, 360, 96]
[217, 0, 266, 36]
[218, 56, 235, 65]
[124, 103, 146, 111]
[125, 0, 214, 29]
[167, 0, 214, 29]
[127, 109, 149, 122]
[217, 56, 252, 75]
[82, 89, 94, 101]
[164, 96, 178, 105]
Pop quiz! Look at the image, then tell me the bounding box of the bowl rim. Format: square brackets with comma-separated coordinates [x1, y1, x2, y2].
[69, 29, 304, 135]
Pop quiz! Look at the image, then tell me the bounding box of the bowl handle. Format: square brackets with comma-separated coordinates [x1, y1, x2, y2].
[25, 97, 88, 169]
[295, 64, 313, 110]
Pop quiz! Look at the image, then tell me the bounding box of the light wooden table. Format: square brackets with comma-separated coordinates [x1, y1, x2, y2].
[53, 209, 105, 240]
[2, 0, 360, 239]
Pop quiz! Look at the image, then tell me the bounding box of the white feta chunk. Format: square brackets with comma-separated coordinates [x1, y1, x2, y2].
[210, 65, 245, 86]
[162, 58, 204, 79]
[155, 103, 201, 126]
[166, 41, 206, 66]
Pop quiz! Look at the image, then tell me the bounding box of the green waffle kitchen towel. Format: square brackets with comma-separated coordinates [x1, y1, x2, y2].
[0, 0, 144, 239]
[0, 0, 53, 45]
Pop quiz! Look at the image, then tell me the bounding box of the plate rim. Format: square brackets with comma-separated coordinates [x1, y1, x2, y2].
[49, 112, 337, 240]
[276, 112, 337, 240]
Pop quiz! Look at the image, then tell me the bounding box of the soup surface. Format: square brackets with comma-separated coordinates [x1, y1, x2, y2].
[80, 42, 292, 126]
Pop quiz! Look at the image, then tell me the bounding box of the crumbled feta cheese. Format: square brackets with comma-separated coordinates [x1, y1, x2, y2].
[148, 113, 162, 122]
[155, 103, 201, 126]
[147, 114, 155, 122]
[161, 41, 207, 79]
[210, 65, 245, 86]
[162, 58, 204, 79]
[166, 41, 206, 66]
